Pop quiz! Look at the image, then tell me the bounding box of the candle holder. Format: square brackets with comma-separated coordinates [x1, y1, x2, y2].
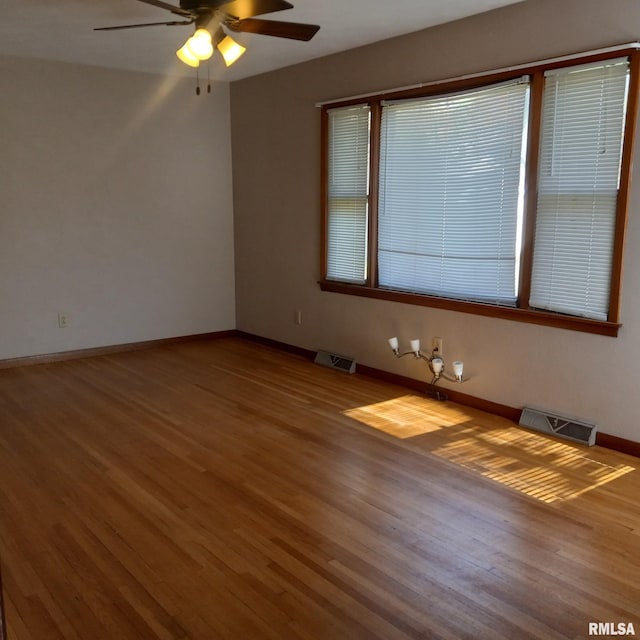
[387, 336, 467, 389]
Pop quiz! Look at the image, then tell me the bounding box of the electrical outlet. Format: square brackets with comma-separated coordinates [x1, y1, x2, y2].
[432, 336, 443, 356]
[295, 310, 303, 325]
[58, 313, 70, 328]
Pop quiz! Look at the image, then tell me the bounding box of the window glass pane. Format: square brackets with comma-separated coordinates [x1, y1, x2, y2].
[530, 59, 629, 320]
[377, 79, 530, 305]
[326, 105, 370, 283]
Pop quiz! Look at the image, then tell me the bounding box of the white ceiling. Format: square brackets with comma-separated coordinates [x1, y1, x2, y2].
[0, 0, 524, 82]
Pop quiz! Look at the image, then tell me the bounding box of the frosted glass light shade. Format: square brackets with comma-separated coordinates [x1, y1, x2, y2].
[388, 337, 399, 351]
[453, 361, 464, 380]
[431, 358, 444, 375]
[217, 35, 246, 66]
[410, 339, 421, 354]
[176, 42, 200, 67]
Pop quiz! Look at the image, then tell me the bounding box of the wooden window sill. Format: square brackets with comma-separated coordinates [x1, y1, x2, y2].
[319, 280, 621, 337]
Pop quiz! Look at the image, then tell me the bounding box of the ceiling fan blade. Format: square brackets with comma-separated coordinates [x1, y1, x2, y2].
[94, 20, 193, 31]
[215, 0, 293, 20]
[227, 17, 320, 41]
[136, 0, 194, 18]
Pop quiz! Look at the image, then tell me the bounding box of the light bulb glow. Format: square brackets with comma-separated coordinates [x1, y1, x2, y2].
[217, 35, 246, 66]
[453, 361, 464, 380]
[388, 337, 399, 352]
[410, 339, 421, 354]
[192, 28, 212, 42]
[189, 29, 214, 60]
[431, 358, 444, 375]
[176, 29, 214, 66]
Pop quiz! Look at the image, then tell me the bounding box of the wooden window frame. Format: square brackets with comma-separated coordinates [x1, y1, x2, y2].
[320, 49, 640, 337]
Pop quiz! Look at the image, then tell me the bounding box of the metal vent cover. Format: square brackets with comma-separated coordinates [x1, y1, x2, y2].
[314, 350, 356, 374]
[519, 407, 597, 446]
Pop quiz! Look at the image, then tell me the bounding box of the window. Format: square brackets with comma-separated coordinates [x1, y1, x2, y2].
[378, 79, 529, 305]
[530, 60, 630, 321]
[321, 50, 639, 336]
[326, 105, 371, 283]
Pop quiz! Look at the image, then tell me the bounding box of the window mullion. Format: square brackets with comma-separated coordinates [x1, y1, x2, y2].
[608, 50, 640, 323]
[518, 71, 545, 308]
[368, 101, 382, 288]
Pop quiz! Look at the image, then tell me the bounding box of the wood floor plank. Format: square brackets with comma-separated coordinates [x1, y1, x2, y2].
[1, 336, 640, 639]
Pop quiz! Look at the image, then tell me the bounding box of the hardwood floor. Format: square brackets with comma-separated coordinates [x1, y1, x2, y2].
[0, 336, 639, 639]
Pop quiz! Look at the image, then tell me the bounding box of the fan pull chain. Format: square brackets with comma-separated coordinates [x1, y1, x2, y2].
[193, 64, 211, 96]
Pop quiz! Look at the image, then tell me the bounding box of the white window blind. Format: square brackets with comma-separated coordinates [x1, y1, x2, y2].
[530, 59, 629, 320]
[326, 105, 370, 283]
[377, 79, 530, 305]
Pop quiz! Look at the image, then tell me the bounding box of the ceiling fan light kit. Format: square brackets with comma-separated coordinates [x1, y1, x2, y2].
[96, 0, 320, 76]
[176, 27, 215, 67]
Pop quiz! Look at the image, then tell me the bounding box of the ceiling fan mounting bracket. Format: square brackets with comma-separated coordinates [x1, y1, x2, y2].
[180, 0, 224, 11]
[194, 11, 220, 30]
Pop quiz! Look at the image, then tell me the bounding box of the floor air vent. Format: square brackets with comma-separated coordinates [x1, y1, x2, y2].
[314, 350, 356, 374]
[519, 407, 597, 446]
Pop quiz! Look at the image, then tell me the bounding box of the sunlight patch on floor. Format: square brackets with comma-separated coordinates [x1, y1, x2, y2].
[343, 394, 474, 438]
[432, 426, 635, 503]
[343, 395, 635, 503]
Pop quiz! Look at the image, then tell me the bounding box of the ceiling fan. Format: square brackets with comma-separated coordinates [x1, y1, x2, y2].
[95, 0, 320, 68]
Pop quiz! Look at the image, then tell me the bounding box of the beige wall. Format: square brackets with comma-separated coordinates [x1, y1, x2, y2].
[0, 56, 236, 360]
[231, 0, 640, 441]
